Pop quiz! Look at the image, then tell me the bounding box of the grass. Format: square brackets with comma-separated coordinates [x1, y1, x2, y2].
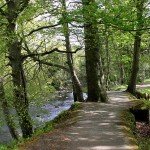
[120, 110, 138, 146]
[121, 110, 150, 150]
[1, 102, 81, 150]
[138, 138, 150, 150]
[111, 78, 150, 92]
[0, 145, 10, 150]
[126, 91, 150, 150]
[137, 88, 150, 95]
[136, 88, 150, 109]
[121, 111, 136, 133]
[0, 140, 19, 150]
[136, 88, 150, 149]
[111, 85, 127, 91]
[144, 78, 150, 82]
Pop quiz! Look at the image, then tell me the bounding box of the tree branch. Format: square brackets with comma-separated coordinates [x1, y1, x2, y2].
[0, 3, 7, 16]
[101, 21, 150, 32]
[35, 59, 70, 72]
[22, 47, 82, 60]
[19, 0, 30, 13]
[22, 42, 69, 72]
[27, 23, 60, 36]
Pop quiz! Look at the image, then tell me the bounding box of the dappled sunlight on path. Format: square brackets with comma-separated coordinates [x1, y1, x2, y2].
[22, 92, 138, 150]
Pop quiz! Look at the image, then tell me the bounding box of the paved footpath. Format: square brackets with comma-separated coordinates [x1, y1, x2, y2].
[22, 91, 138, 150]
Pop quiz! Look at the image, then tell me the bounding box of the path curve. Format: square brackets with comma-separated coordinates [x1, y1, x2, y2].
[21, 91, 138, 150]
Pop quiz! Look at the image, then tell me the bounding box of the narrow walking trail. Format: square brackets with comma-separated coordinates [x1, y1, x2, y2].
[21, 91, 138, 150]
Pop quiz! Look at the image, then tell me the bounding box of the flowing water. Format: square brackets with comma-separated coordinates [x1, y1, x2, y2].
[0, 92, 85, 144]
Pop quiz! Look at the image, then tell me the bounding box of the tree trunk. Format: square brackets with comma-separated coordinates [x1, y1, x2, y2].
[105, 25, 110, 90]
[127, 0, 144, 94]
[119, 63, 125, 85]
[8, 40, 33, 138]
[98, 57, 108, 102]
[62, 0, 84, 102]
[82, 0, 108, 102]
[126, 32, 141, 94]
[6, 0, 33, 138]
[0, 78, 19, 140]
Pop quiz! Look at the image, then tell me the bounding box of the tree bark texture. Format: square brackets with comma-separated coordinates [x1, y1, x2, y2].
[127, 0, 144, 94]
[82, 0, 108, 102]
[0, 78, 19, 140]
[104, 25, 110, 90]
[6, 0, 33, 138]
[62, 0, 84, 102]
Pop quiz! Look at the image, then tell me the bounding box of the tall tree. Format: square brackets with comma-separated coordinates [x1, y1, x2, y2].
[4, 0, 33, 138]
[82, 0, 108, 102]
[126, 0, 145, 94]
[61, 0, 84, 102]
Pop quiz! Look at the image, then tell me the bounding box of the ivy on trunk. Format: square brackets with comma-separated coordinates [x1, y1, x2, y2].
[6, 0, 33, 138]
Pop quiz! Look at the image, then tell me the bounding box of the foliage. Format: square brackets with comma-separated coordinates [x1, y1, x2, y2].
[138, 138, 150, 150]
[138, 88, 150, 95]
[0, 0, 149, 146]
[121, 110, 150, 150]
[121, 110, 136, 133]
[0, 101, 81, 150]
[0, 140, 19, 150]
[120, 110, 137, 145]
[111, 85, 127, 91]
[144, 79, 150, 82]
[136, 88, 150, 109]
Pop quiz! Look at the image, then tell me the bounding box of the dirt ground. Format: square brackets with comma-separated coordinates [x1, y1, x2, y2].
[20, 91, 138, 150]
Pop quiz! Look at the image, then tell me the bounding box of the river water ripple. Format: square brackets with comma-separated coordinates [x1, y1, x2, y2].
[0, 92, 80, 144]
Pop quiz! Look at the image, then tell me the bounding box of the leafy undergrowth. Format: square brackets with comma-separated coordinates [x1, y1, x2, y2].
[144, 79, 150, 83]
[121, 110, 150, 150]
[120, 110, 137, 143]
[136, 121, 150, 150]
[138, 88, 150, 95]
[127, 92, 150, 150]
[134, 90, 150, 149]
[1, 102, 82, 150]
[121, 109, 150, 149]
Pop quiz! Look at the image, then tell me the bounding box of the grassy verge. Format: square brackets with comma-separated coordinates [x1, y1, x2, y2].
[137, 88, 150, 95]
[126, 92, 150, 150]
[144, 79, 150, 82]
[0, 102, 82, 150]
[111, 85, 127, 91]
[138, 137, 150, 150]
[120, 110, 138, 149]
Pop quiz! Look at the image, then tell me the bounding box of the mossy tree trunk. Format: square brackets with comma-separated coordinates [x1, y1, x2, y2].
[62, 0, 84, 102]
[0, 78, 19, 140]
[82, 0, 108, 102]
[6, 0, 33, 138]
[127, 0, 145, 95]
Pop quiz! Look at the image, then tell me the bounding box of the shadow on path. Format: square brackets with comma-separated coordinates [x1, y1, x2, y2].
[22, 92, 138, 150]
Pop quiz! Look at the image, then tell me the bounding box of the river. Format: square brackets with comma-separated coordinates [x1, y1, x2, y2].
[0, 92, 85, 144]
